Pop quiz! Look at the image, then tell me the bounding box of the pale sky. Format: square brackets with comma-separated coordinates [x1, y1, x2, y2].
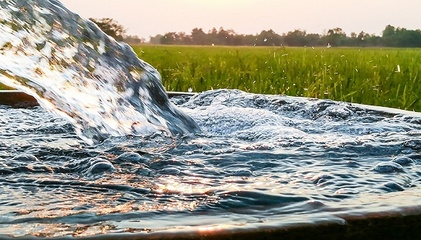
[59, 0, 420, 40]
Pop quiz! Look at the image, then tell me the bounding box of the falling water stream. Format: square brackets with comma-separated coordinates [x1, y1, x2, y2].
[0, 0, 421, 239]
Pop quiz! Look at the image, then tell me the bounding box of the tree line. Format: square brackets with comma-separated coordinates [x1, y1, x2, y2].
[150, 25, 421, 47]
[89, 18, 421, 48]
[89, 18, 145, 45]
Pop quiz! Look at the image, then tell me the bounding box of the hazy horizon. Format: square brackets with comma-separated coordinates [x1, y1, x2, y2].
[59, 0, 421, 40]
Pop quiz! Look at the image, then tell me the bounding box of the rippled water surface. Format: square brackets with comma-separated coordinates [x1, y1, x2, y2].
[1, 89, 421, 238]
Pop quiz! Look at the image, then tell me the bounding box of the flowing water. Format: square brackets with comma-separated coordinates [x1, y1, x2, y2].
[1, 0, 421, 239]
[0, 0, 199, 144]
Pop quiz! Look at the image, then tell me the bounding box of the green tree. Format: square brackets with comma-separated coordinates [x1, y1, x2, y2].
[160, 32, 178, 44]
[284, 29, 308, 46]
[256, 29, 282, 46]
[216, 28, 237, 45]
[89, 18, 125, 41]
[123, 35, 143, 45]
[356, 31, 370, 46]
[394, 28, 421, 47]
[323, 27, 347, 46]
[191, 28, 208, 45]
[149, 34, 163, 44]
[382, 25, 396, 38]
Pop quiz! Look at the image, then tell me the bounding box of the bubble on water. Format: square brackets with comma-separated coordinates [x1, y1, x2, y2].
[12, 154, 39, 162]
[114, 152, 146, 163]
[311, 174, 335, 186]
[88, 160, 115, 175]
[383, 182, 405, 192]
[227, 169, 254, 177]
[67, 157, 115, 177]
[334, 188, 359, 195]
[373, 162, 404, 173]
[403, 140, 421, 150]
[392, 156, 415, 166]
[159, 167, 181, 175]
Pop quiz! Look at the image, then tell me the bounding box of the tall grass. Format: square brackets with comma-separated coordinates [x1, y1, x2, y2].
[1, 45, 419, 111]
[133, 45, 421, 112]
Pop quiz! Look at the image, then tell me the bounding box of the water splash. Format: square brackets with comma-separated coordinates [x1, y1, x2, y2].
[0, 0, 199, 144]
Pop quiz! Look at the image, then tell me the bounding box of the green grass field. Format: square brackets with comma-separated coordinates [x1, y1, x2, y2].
[133, 45, 421, 112]
[1, 45, 420, 112]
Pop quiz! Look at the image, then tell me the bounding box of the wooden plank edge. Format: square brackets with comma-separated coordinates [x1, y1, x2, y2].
[0, 90, 195, 107]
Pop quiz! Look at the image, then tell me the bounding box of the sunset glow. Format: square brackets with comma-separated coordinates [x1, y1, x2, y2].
[60, 0, 420, 40]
